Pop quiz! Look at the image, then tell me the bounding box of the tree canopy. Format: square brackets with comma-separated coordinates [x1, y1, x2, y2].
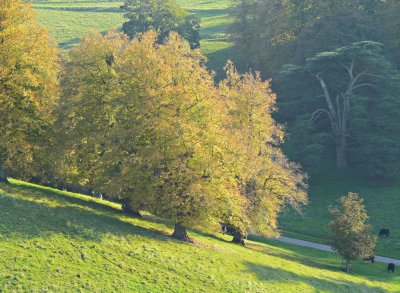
[229, 0, 399, 76]
[0, 0, 59, 182]
[122, 0, 200, 49]
[59, 30, 308, 242]
[329, 193, 377, 272]
[276, 41, 400, 180]
[218, 63, 307, 243]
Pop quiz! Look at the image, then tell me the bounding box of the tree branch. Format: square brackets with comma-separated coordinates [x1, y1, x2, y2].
[310, 108, 330, 122]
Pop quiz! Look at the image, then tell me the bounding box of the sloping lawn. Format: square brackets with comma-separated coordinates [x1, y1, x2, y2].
[0, 179, 398, 292]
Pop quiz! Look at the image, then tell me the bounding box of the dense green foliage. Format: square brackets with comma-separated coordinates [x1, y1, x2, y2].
[329, 193, 377, 272]
[230, 0, 400, 75]
[1, 180, 399, 292]
[121, 0, 200, 49]
[276, 42, 400, 179]
[230, 0, 400, 180]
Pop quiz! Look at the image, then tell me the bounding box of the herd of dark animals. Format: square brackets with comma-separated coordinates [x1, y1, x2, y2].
[376, 229, 396, 272]
[352, 228, 396, 273]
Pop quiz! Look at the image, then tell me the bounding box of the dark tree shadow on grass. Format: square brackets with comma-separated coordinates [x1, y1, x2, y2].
[245, 262, 387, 293]
[9, 181, 120, 215]
[35, 6, 123, 13]
[59, 38, 82, 50]
[0, 182, 168, 243]
[247, 235, 340, 271]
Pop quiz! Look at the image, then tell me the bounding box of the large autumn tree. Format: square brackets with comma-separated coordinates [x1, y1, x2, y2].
[0, 0, 59, 183]
[105, 32, 228, 241]
[217, 63, 308, 244]
[54, 31, 130, 207]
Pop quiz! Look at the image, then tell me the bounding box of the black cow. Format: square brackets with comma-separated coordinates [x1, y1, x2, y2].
[379, 228, 390, 238]
[388, 263, 395, 273]
[363, 256, 375, 264]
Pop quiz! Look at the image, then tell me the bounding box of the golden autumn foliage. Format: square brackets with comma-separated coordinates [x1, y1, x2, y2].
[218, 63, 308, 240]
[60, 30, 307, 241]
[56, 31, 129, 188]
[0, 0, 59, 180]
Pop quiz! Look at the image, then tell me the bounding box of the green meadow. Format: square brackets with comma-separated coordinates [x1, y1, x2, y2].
[1, 179, 398, 292]
[280, 169, 400, 259]
[32, 0, 235, 75]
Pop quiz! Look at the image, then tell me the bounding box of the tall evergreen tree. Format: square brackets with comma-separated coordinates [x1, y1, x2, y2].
[276, 41, 400, 178]
[375, 0, 400, 68]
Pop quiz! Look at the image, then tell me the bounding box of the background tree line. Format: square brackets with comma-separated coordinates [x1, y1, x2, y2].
[230, 0, 400, 181]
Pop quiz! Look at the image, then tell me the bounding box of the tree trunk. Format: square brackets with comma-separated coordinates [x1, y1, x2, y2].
[336, 134, 347, 168]
[232, 229, 246, 245]
[122, 200, 142, 218]
[0, 166, 9, 184]
[171, 223, 193, 243]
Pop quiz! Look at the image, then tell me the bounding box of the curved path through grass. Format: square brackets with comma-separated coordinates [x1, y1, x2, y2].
[276, 237, 400, 265]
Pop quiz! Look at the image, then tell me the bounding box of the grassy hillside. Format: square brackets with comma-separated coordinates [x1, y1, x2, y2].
[279, 169, 400, 259]
[32, 0, 235, 76]
[1, 180, 398, 292]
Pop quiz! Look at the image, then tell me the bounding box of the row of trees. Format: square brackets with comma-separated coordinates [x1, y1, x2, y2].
[230, 0, 400, 181]
[0, 0, 307, 243]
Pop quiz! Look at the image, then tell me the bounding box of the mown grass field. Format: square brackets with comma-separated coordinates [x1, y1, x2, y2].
[279, 169, 400, 259]
[0, 179, 398, 292]
[32, 0, 235, 76]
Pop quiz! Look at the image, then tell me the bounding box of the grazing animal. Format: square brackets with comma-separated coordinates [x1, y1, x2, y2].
[388, 263, 395, 273]
[379, 228, 390, 238]
[363, 256, 375, 264]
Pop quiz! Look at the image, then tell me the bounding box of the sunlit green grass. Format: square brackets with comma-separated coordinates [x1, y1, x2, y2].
[280, 168, 400, 259]
[32, 0, 235, 75]
[0, 179, 398, 292]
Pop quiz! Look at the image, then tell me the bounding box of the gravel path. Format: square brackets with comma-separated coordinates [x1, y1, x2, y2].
[275, 236, 400, 265]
